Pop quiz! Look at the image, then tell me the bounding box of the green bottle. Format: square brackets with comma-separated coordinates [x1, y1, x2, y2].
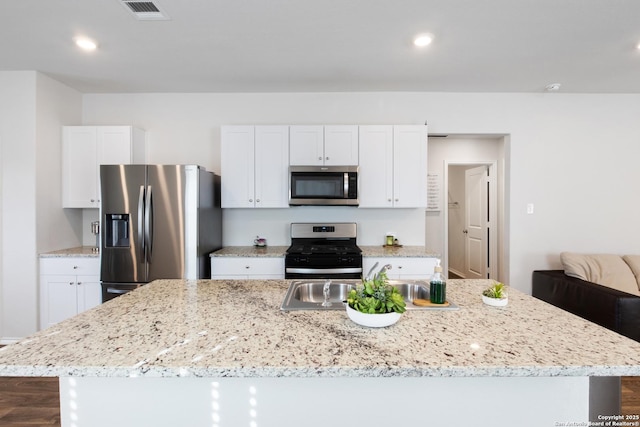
[430, 259, 446, 304]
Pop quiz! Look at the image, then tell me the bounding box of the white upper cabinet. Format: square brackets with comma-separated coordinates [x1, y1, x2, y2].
[289, 126, 323, 165]
[221, 125, 289, 208]
[359, 125, 427, 208]
[358, 125, 394, 207]
[62, 126, 145, 208]
[289, 125, 358, 166]
[393, 125, 428, 208]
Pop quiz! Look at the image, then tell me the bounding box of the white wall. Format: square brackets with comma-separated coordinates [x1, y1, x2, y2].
[36, 74, 84, 252]
[0, 72, 37, 340]
[0, 71, 82, 341]
[82, 92, 640, 293]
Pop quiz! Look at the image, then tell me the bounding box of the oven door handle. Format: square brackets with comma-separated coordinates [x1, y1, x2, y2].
[285, 267, 363, 274]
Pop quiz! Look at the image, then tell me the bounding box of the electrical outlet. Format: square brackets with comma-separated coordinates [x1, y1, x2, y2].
[526, 203, 534, 214]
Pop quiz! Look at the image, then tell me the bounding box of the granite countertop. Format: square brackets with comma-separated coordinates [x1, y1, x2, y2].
[210, 246, 289, 257]
[2, 278, 640, 379]
[359, 245, 439, 257]
[40, 246, 100, 258]
[211, 245, 439, 258]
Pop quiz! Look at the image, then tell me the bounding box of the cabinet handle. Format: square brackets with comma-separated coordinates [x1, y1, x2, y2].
[388, 198, 392, 202]
[77, 282, 82, 285]
[256, 199, 260, 203]
[395, 198, 399, 202]
[326, 157, 329, 160]
[249, 199, 253, 203]
[73, 266, 78, 269]
[90, 199, 95, 203]
[318, 157, 322, 160]
[69, 282, 74, 286]
[245, 265, 250, 269]
[398, 266, 403, 269]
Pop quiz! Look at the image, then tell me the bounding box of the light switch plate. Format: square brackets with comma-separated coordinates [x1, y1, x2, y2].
[526, 203, 534, 214]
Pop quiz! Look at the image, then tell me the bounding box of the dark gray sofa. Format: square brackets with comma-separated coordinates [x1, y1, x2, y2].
[532, 270, 640, 343]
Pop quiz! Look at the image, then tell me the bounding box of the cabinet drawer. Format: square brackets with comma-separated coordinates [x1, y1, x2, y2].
[211, 257, 284, 277]
[40, 257, 100, 275]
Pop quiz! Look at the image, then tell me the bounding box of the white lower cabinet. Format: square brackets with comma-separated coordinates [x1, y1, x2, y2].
[39, 257, 101, 330]
[210, 257, 284, 279]
[363, 257, 437, 280]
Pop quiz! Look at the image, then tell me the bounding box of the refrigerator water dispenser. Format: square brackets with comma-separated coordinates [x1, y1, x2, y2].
[105, 214, 130, 247]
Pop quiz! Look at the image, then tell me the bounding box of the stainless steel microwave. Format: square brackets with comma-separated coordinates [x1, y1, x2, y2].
[289, 166, 358, 206]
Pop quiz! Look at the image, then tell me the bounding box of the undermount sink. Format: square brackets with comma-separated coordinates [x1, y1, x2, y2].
[280, 279, 459, 311]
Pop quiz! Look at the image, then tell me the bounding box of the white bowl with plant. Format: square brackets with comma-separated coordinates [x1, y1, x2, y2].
[346, 265, 406, 327]
[482, 282, 508, 307]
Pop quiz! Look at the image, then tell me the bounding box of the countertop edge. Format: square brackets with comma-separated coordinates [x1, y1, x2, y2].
[2, 364, 636, 379]
[210, 246, 440, 258]
[39, 246, 100, 258]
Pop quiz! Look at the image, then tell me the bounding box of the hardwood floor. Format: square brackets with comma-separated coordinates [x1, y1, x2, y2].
[623, 376, 640, 415]
[0, 377, 59, 426]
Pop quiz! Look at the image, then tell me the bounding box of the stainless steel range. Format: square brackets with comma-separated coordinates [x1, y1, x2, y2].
[285, 223, 363, 279]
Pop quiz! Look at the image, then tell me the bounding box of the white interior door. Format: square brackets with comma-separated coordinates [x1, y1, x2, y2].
[464, 166, 488, 279]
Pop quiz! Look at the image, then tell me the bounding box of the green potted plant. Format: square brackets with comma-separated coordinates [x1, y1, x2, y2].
[346, 267, 406, 327]
[482, 282, 508, 307]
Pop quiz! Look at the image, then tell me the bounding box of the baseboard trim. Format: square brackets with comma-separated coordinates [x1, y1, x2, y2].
[448, 268, 465, 279]
[0, 338, 22, 345]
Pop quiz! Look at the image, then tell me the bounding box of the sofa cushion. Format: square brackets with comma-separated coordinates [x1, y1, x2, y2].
[560, 252, 640, 296]
[623, 255, 640, 290]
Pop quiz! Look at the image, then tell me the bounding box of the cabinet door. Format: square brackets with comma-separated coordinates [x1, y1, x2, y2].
[289, 126, 324, 165]
[324, 125, 358, 165]
[63, 127, 99, 208]
[97, 127, 133, 165]
[221, 126, 256, 208]
[395, 258, 436, 279]
[255, 126, 289, 208]
[363, 257, 435, 280]
[41, 275, 79, 329]
[77, 276, 102, 312]
[393, 126, 428, 208]
[358, 126, 394, 208]
[211, 257, 284, 279]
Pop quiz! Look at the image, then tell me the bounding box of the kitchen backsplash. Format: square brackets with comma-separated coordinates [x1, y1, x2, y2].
[82, 207, 426, 248]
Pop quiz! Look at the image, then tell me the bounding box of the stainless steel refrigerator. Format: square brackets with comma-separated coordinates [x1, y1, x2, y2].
[100, 164, 222, 301]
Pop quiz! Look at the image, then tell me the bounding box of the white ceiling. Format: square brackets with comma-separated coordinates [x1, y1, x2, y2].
[2, 0, 640, 94]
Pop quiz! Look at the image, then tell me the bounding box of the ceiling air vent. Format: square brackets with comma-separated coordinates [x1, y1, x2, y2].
[121, 1, 170, 20]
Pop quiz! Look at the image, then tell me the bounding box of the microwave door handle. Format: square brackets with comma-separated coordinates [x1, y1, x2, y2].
[343, 172, 349, 198]
[137, 185, 145, 261]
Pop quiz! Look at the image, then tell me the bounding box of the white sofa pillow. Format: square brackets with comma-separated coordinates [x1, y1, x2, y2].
[560, 252, 640, 296]
[622, 255, 640, 291]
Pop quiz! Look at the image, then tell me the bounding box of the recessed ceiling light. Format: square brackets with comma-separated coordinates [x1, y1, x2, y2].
[413, 33, 434, 47]
[75, 37, 97, 51]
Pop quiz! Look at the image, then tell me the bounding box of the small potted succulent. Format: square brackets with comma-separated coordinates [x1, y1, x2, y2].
[482, 282, 508, 307]
[346, 267, 406, 327]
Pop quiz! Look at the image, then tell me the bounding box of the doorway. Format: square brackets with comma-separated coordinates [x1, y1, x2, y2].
[446, 163, 497, 280]
[425, 135, 506, 282]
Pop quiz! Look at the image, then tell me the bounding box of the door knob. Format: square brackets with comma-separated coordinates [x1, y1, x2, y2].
[463, 229, 468, 234]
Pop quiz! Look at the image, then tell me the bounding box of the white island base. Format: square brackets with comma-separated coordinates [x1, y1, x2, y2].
[60, 375, 598, 427]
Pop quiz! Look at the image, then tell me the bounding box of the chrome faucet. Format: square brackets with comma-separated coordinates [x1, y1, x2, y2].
[365, 263, 392, 281]
[321, 279, 332, 307]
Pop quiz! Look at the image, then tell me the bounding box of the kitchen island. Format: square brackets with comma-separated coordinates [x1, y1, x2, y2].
[1, 279, 640, 426]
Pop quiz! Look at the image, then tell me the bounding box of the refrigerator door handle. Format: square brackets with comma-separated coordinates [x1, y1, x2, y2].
[145, 185, 153, 263]
[138, 185, 146, 261]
